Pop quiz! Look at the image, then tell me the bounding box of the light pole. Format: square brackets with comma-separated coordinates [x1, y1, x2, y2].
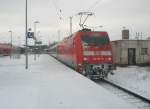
[34, 21, 39, 60]
[25, 0, 28, 69]
[8, 30, 12, 58]
[69, 16, 73, 35]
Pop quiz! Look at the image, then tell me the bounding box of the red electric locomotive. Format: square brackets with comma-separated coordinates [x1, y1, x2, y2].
[49, 29, 114, 79]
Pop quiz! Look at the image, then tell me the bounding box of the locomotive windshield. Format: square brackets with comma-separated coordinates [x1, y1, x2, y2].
[82, 36, 109, 46]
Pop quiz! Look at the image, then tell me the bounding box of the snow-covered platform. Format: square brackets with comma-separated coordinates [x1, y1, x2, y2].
[0, 54, 136, 109]
[108, 66, 150, 99]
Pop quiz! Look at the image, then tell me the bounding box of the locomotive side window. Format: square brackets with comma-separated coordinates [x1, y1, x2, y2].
[82, 36, 109, 46]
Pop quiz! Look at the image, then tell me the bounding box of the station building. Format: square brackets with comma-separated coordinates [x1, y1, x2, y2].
[112, 30, 150, 66]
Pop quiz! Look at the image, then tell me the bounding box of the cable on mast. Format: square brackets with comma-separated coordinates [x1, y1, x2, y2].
[51, 0, 62, 20]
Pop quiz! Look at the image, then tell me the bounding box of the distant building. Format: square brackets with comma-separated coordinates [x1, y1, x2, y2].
[112, 40, 150, 66]
[27, 45, 49, 53]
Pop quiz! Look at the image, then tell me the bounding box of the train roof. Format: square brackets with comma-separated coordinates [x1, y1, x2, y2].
[78, 28, 107, 33]
[52, 29, 109, 46]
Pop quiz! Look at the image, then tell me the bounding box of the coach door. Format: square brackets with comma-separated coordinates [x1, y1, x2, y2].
[128, 48, 136, 65]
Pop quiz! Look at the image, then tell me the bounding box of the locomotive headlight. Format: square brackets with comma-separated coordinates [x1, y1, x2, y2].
[78, 63, 82, 66]
[83, 57, 88, 61]
[97, 57, 101, 60]
[108, 57, 112, 61]
[106, 57, 112, 61]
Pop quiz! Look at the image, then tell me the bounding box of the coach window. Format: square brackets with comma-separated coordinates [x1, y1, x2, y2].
[141, 48, 148, 55]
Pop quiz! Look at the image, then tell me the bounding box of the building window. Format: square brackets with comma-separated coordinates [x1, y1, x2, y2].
[141, 48, 148, 55]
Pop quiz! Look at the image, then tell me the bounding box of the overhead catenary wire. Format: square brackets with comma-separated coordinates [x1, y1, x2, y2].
[86, 0, 103, 12]
[50, 0, 64, 41]
[51, 0, 63, 20]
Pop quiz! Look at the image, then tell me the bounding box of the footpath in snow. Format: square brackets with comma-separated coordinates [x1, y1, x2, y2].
[0, 54, 137, 109]
[108, 66, 150, 99]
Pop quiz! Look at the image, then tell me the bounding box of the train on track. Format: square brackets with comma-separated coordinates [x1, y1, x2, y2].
[49, 29, 115, 79]
[0, 44, 11, 56]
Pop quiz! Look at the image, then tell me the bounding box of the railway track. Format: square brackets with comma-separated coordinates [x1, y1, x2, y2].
[96, 79, 150, 109]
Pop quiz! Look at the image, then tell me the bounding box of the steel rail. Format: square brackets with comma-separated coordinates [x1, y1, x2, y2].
[102, 79, 150, 104]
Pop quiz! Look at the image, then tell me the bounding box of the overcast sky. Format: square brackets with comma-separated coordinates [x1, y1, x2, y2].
[0, 0, 150, 45]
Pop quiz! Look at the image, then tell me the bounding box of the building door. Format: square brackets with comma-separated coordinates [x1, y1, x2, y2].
[128, 48, 136, 65]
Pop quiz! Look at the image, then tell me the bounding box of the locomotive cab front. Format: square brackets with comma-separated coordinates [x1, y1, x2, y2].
[80, 31, 114, 79]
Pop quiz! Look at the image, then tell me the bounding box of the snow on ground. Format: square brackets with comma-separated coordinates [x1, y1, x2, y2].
[0, 54, 137, 109]
[108, 66, 150, 99]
